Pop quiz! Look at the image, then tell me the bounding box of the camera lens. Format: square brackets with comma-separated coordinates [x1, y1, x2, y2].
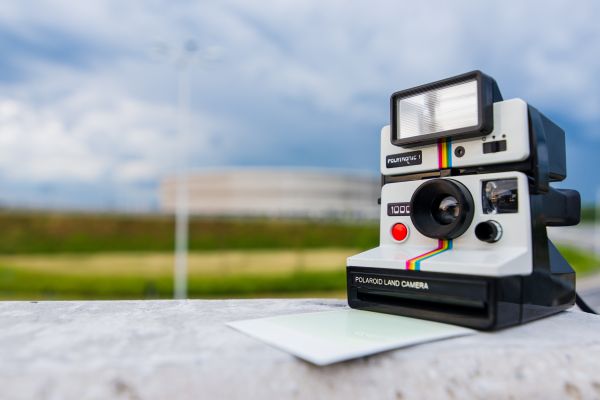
[433, 196, 460, 225]
[410, 179, 474, 239]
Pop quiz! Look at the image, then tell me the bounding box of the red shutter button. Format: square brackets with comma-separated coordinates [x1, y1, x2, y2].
[391, 223, 408, 242]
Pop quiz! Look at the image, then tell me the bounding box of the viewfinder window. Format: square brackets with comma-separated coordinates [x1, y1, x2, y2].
[482, 178, 518, 214]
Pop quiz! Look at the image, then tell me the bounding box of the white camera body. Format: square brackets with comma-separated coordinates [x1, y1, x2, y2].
[346, 71, 580, 330]
[380, 99, 530, 176]
[351, 99, 533, 277]
[350, 170, 532, 277]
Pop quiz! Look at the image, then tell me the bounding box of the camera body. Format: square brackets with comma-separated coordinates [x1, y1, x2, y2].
[347, 71, 580, 330]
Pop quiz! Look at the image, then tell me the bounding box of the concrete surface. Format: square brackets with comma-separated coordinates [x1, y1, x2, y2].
[1, 300, 600, 400]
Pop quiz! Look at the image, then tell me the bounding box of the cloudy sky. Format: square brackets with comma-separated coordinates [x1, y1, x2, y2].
[0, 0, 599, 210]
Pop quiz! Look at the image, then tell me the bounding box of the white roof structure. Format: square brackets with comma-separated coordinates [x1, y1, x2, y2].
[159, 168, 380, 219]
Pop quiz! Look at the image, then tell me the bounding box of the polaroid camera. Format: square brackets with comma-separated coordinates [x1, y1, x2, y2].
[347, 71, 580, 330]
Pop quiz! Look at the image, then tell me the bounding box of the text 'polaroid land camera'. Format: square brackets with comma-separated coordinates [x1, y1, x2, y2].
[347, 71, 581, 330]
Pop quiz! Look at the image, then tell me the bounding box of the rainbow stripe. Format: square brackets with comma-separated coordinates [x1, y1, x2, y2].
[437, 138, 452, 169]
[404, 138, 453, 270]
[405, 239, 453, 271]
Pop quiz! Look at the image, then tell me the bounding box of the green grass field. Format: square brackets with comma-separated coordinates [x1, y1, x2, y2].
[0, 211, 378, 253]
[0, 211, 370, 299]
[0, 249, 351, 299]
[0, 211, 598, 300]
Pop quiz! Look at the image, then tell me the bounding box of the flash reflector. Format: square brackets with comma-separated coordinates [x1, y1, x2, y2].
[398, 80, 478, 139]
[391, 71, 500, 147]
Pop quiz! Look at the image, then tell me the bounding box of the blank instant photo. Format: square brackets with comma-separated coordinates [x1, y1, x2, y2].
[227, 309, 475, 366]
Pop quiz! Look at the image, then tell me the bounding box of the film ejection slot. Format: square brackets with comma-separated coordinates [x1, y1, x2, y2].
[475, 220, 502, 243]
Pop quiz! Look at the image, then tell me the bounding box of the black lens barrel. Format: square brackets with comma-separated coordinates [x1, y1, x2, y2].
[410, 179, 475, 240]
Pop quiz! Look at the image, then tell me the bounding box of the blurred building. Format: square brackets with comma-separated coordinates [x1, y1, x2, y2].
[159, 168, 380, 219]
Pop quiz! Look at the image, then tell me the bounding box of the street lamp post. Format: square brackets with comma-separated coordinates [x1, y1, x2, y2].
[152, 39, 221, 299]
[174, 44, 194, 300]
[595, 187, 600, 257]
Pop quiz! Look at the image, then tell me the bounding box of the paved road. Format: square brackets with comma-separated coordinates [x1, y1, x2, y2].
[578, 273, 600, 311]
[581, 288, 600, 310]
[548, 223, 600, 310]
[549, 223, 600, 255]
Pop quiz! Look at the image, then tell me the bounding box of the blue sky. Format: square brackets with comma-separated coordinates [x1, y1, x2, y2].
[0, 0, 599, 210]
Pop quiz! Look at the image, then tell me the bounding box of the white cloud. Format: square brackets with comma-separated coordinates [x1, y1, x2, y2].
[0, 80, 230, 185]
[0, 0, 599, 207]
[0, 98, 106, 182]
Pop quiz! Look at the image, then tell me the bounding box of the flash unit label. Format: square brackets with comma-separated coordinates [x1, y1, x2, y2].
[386, 150, 422, 168]
[387, 202, 411, 216]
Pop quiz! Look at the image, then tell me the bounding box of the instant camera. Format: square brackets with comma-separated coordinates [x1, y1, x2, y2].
[347, 71, 581, 330]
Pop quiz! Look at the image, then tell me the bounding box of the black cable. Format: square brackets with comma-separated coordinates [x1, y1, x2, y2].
[576, 292, 598, 314]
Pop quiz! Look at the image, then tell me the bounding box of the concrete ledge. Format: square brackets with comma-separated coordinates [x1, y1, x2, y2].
[1, 299, 600, 399]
